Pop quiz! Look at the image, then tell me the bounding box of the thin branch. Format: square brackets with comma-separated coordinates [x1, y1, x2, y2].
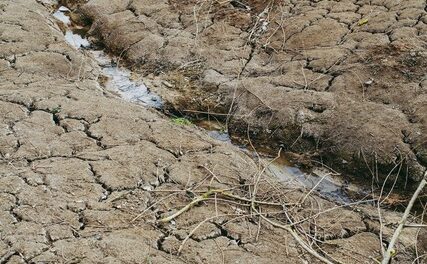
[382, 178, 427, 264]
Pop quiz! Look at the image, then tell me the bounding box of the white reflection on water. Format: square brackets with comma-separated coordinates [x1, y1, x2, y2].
[54, 6, 162, 108]
[53, 7, 71, 25]
[64, 31, 90, 49]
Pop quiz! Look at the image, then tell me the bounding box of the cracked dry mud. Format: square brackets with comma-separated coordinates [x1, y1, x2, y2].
[0, 0, 426, 264]
[74, 0, 427, 185]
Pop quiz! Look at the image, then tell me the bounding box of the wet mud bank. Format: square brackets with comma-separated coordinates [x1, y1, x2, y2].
[63, 0, 427, 194]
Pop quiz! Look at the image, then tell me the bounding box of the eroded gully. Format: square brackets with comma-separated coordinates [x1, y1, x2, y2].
[53, 5, 370, 205]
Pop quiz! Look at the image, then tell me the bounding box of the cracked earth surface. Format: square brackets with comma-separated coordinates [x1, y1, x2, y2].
[73, 0, 427, 186]
[0, 0, 426, 263]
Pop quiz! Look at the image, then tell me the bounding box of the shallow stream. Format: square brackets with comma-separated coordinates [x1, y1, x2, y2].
[53, 6, 368, 205]
[53, 7, 162, 108]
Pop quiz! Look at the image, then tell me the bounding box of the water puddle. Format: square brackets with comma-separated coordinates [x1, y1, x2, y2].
[91, 51, 162, 107]
[53, 5, 366, 205]
[54, 6, 162, 108]
[193, 120, 231, 143]
[267, 154, 367, 204]
[195, 120, 366, 204]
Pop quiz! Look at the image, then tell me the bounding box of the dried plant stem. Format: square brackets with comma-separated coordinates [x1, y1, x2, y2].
[177, 213, 236, 255]
[381, 178, 426, 264]
[158, 190, 217, 223]
[253, 207, 337, 264]
[158, 189, 296, 223]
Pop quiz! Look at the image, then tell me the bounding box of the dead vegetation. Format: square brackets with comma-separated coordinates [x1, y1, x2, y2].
[70, 1, 427, 261]
[129, 132, 427, 263]
[1, 0, 425, 263]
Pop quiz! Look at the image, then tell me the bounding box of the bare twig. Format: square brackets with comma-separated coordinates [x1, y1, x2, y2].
[177, 213, 244, 255]
[299, 172, 331, 204]
[254, 207, 337, 264]
[158, 189, 220, 223]
[381, 178, 427, 264]
[131, 192, 181, 222]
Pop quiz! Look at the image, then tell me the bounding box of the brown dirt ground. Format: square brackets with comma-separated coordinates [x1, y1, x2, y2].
[0, 0, 426, 263]
[74, 0, 427, 188]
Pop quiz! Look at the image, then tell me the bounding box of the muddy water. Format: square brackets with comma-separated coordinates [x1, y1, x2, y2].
[267, 154, 370, 204]
[91, 51, 162, 108]
[53, 6, 362, 204]
[193, 120, 231, 143]
[268, 158, 351, 203]
[195, 120, 370, 204]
